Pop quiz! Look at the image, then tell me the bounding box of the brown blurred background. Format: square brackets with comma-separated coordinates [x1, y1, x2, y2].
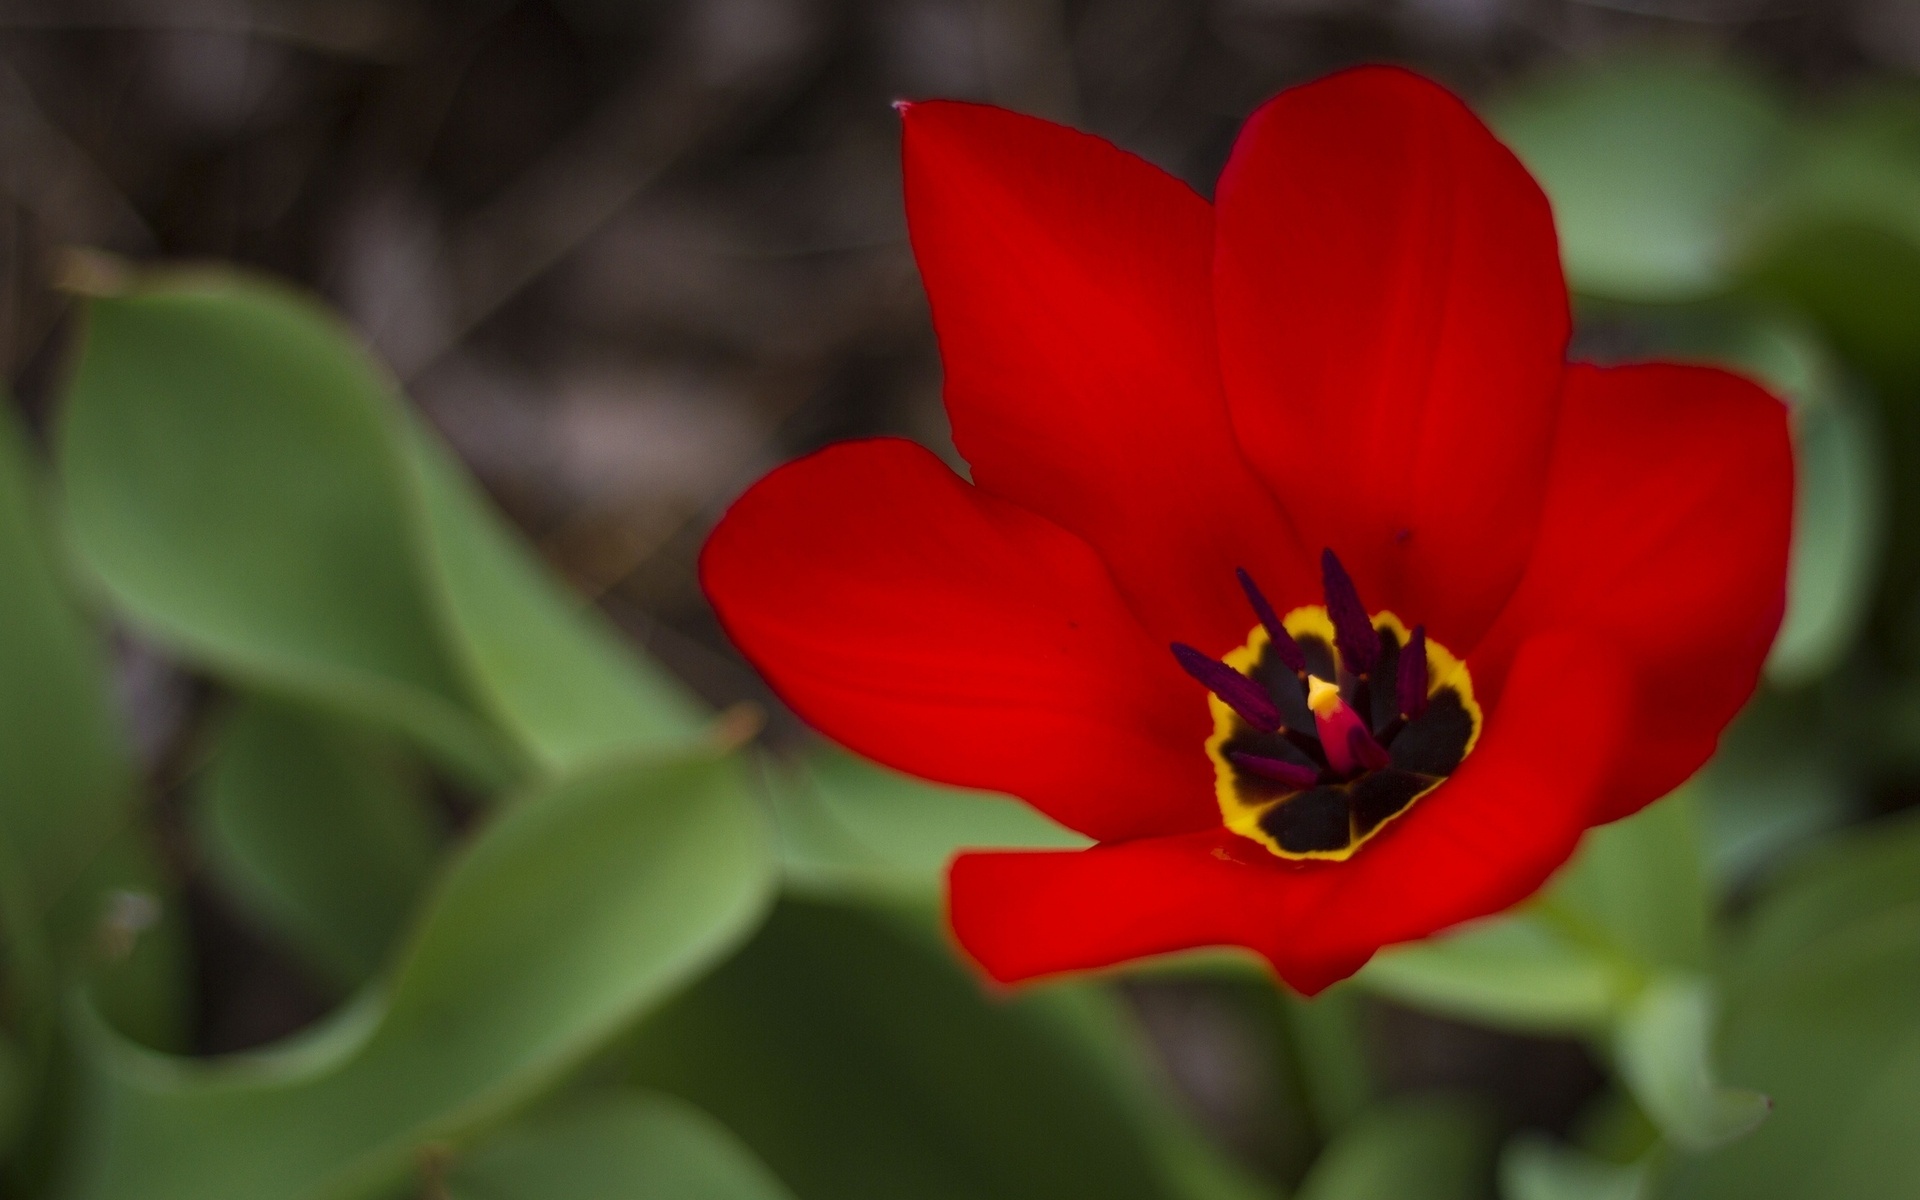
[1, 0, 1909, 738]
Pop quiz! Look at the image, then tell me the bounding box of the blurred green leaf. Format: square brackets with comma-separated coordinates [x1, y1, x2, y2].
[1360, 917, 1625, 1035]
[1028, 984, 1278, 1200]
[1774, 390, 1884, 670]
[192, 696, 441, 990]
[1741, 87, 1920, 386]
[625, 898, 1262, 1200]
[768, 748, 1087, 896]
[0, 401, 186, 1058]
[1361, 793, 1707, 1037]
[58, 753, 775, 1200]
[445, 1092, 795, 1200]
[0, 1030, 26, 1155]
[1545, 791, 1710, 975]
[1663, 903, 1920, 1200]
[49, 827, 191, 1054]
[1279, 986, 1375, 1139]
[1736, 88, 1920, 622]
[1294, 1096, 1493, 1200]
[1501, 1135, 1647, 1200]
[1687, 691, 1854, 888]
[1756, 357, 1883, 689]
[1490, 51, 1786, 302]
[58, 268, 707, 786]
[0, 403, 134, 909]
[1357, 796, 1757, 1157]
[1729, 807, 1920, 993]
[405, 425, 707, 773]
[1612, 976, 1768, 1153]
[58, 271, 514, 784]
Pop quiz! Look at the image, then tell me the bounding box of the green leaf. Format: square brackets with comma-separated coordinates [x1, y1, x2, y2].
[1612, 976, 1769, 1153]
[1728, 806, 1920, 999]
[0, 400, 186, 1057]
[48, 826, 192, 1054]
[445, 1092, 795, 1200]
[57, 268, 708, 785]
[624, 898, 1259, 1200]
[769, 748, 1088, 896]
[192, 696, 441, 990]
[1279, 986, 1376, 1139]
[1663, 903, 1920, 1200]
[1769, 372, 1884, 686]
[1544, 791, 1710, 976]
[1489, 51, 1786, 302]
[1687, 690, 1854, 888]
[1741, 87, 1920, 386]
[57, 272, 513, 784]
[1735, 89, 1920, 618]
[1294, 1096, 1493, 1200]
[404, 425, 707, 773]
[0, 400, 138, 928]
[1359, 793, 1708, 1038]
[57, 753, 775, 1200]
[1360, 916, 1627, 1036]
[1501, 1136, 1647, 1200]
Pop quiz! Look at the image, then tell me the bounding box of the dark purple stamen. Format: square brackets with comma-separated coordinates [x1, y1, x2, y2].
[1347, 726, 1391, 772]
[1171, 643, 1282, 732]
[1235, 568, 1307, 673]
[1229, 751, 1320, 790]
[1320, 549, 1381, 675]
[1398, 624, 1429, 719]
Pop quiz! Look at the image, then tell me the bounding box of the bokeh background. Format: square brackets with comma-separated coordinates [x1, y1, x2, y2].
[4, 2, 1920, 1198]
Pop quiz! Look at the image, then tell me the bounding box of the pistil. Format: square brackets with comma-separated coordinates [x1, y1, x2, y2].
[1306, 675, 1390, 775]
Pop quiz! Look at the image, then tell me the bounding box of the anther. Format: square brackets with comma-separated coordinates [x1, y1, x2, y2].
[1320, 549, 1381, 675]
[1397, 625, 1429, 719]
[1235, 568, 1307, 673]
[1229, 751, 1319, 791]
[1306, 675, 1388, 776]
[1172, 643, 1282, 732]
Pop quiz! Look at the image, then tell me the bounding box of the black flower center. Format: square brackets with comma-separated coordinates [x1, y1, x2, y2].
[1171, 550, 1481, 862]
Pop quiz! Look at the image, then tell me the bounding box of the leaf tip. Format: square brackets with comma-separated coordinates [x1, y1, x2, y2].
[708, 702, 765, 752]
[54, 247, 135, 298]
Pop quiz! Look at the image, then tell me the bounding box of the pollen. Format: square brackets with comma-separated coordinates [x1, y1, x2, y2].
[1170, 549, 1482, 862]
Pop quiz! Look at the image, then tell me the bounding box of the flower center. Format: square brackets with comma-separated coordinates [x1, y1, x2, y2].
[1171, 550, 1482, 862]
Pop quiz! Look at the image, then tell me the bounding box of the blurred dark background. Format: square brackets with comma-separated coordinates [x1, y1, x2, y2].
[1, 0, 1910, 730]
[0, 0, 1911, 1183]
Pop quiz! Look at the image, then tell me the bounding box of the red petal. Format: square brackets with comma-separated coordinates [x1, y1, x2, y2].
[1212, 66, 1569, 650]
[948, 631, 1627, 993]
[1474, 363, 1793, 822]
[904, 100, 1314, 651]
[701, 437, 1219, 842]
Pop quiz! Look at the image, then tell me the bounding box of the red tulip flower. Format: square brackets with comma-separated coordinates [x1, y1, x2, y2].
[701, 67, 1793, 994]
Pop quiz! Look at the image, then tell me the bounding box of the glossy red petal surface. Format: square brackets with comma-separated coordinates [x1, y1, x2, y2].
[903, 100, 1314, 651]
[948, 631, 1627, 994]
[701, 437, 1219, 842]
[1212, 66, 1569, 650]
[1474, 362, 1793, 822]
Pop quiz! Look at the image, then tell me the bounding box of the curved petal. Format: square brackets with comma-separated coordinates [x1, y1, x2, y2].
[1212, 66, 1570, 650]
[1473, 363, 1793, 822]
[949, 631, 1626, 994]
[904, 99, 1314, 652]
[701, 437, 1218, 842]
